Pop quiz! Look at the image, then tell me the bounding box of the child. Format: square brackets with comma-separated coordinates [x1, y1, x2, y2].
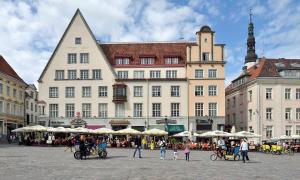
[150, 140, 155, 150]
[172, 143, 178, 160]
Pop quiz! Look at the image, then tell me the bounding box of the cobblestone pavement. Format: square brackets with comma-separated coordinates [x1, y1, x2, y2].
[0, 144, 299, 180]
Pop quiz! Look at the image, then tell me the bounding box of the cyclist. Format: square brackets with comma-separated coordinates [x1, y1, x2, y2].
[217, 137, 226, 154]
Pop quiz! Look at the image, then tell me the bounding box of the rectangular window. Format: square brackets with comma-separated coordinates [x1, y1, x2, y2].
[296, 126, 300, 135]
[171, 103, 180, 117]
[150, 70, 161, 78]
[266, 88, 272, 99]
[92, 69, 102, 79]
[140, 57, 155, 64]
[195, 69, 203, 78]
[82, 86, 91, 97]
[166, 70, 177, 78]
[49, 87, 58, 98]
[171, 86, 180, 97]
[164, 57, 179, 64]
[133, 103, 143, 117]
[55, 70, 65, 80]
[75, 37, 81, 44]
[49, 104, 58, 118]
[152, 103, 161, 117]
[202, 52, 209, 61]
[296, 89, 300, 100]
[248, 109, 252, 121]
[13, 89, 17, 97]
[68, 70, 77, 80]
[208, 85, 217, 96]
[80, 53, 89, 63]
[152, 86, 161, 97]
[209, 103, 217, 117]
[134, 86, 143, 97]
[195, 103, 204, 117]
[68, 53, 76, 64]
[285, 108, 291, 120]
[6, 102, 10, 114]
[285, 88, 291, 100]
[266, 126, 273, 138]
[80, 70, 89, 79]
[65, 104, 75, 118]
[266, 108, 272, 120]
[0, 101, 3, 113]
[115, 103, 125, 117]
[227, 99, 230, 108]
[133, 71, 144, 79]
[65, 87, 75, 98]
[195, 86, 203, 96]
[115, 58, 130, 65]
[248, 90, 252, 102]
[98, 86, 108, 97]
[232, 97, 236, 107]
[98, 103, 108, 118]
[117, 71, 128, 79]
[82, 103, 91, 118]
[31, 103, 33, 111]
[296, 108, 300, 120]
[208, 69, 217, 78]
[6, 86, 10, 96]
[0, 83, 3, 94]
[285, 126, 292, 136]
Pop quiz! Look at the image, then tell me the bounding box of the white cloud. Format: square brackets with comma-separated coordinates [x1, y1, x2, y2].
[0, 0, 211, 86]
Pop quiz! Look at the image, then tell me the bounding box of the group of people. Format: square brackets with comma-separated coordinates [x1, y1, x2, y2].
[132, 136, 191, 161]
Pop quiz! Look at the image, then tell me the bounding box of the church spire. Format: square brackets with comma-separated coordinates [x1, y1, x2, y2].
[244, 8, 258, 65]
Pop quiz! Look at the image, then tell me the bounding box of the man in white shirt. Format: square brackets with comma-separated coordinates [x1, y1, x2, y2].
[240, 138, 250, 163]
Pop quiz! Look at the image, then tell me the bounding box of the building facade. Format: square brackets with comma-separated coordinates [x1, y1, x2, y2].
[225, 14, 300, 141]
[38, 9, 226, 133]
[25, 84, 39, 126]
[186, 26, 226, 133]
[0, 55, 26, 141]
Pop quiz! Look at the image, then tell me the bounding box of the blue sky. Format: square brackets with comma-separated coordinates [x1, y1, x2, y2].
[0, 0, 300, 86]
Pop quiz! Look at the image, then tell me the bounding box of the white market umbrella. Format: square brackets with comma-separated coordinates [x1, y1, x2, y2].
[143, 128, 168, 136]
[74, 127, 90, 133]
[231, 126, 236, 134]
[172, 131, 192, 137]
[116, 128, 142, 135]
[279, 135, 293, 140]
[291, 135, 300, 139]
[93, 128, 115, 134]
[25, 125, 48, 132]
[233, 131, 261, 138]
[198, 130, 233, 137]
[12, 127, 28, 133]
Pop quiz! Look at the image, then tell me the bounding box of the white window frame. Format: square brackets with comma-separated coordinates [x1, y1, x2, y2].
[266, 126, 273, 138]
[171, 86, 180, 97]
[150, 70, 161, 78]
[65, 87, 75, 98]
[195, 103, 203, 117]
[115, 58, 130, 65]
[195, 86, 203, 96]
[140, 57, 155, 64]
[80, 70, 89, 79]
[98, 86, 108, 97]
[152, 86, 161, 97]
[133, 71, 144, 79]
[98, 103, 108, 118]
[171, 103, 180, 117]
[82, 103, 91, 118]
[68, 53, 76, 64]
[82, 86, 91, 97]
[133, 86, 143, 97]
[266, 108, 272, 120]
[92, 69, 101, 79]
[49, 87, 58, 98]
[266, 88, 272, 99]
[68, 70, 77, 80]
[285, 108, 291, 120]
[117, 71, 128, 79]
[296, 88, 300, 100]
[115, 103, 125, 118]
[195, 69, 204, 78]
[80, 53, 89, 63]
[285, 126, 292, 136]
[152, 103, 161, 117]
[164, 57, 179, 64]
[49, 104, 58, 118]
[55, 70, 64, 80]
[285, 88, 291, 100]
[208, 85, 217, 96]
[65, 104, 75, 118]
[166, 70, 177, 78]
[296, 108, 300, 120]
[133, 103, 143, 117]
[208, 69, 217, 78]
[208, 103, 217, 117]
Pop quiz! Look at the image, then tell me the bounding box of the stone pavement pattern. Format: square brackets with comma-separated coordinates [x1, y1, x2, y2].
[0, 145, 299, 180]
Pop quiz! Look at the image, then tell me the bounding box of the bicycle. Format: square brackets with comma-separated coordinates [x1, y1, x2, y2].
[210, 148, 240, 161]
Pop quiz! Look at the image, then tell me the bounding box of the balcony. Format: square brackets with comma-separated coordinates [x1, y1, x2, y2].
[113, 83, 127, 103]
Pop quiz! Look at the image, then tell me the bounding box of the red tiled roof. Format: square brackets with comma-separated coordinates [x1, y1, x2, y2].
[99, 42, 187, 67]
[226, 58, 300, 93]
[0, 55, 25, 83]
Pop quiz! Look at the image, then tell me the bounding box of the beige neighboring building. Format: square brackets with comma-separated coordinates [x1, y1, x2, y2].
[0, 55, 26, 141]
[186, 26, 226, 133]
[25, 84, 39, 126]
[225, 15, 300, 141]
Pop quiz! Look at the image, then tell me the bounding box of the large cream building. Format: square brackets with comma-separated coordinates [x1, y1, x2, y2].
[225, 15, 300, 141]
[38, 9, 226, 133]
[0, 55, 26, 141]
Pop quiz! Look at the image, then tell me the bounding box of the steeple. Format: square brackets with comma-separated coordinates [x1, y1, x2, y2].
[244, 9, 258, 65]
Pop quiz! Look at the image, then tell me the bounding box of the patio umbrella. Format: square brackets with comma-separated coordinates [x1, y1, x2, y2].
[25, 125, 48, 132]
[233, 131, 261, 138]
[291, 135, 300, 139]
[116, 128, 142, 135]
[143, 128, 168, 136]
[172, 131, 192, 137]
[278, 135, 293, 140]
[74, 127, 90, 133]
[198, 130, 233, 137]
[93, 128, 115, 134]
[12, 127, 28, 133]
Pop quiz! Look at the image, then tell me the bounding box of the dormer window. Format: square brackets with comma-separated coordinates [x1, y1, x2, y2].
[75, 37, 81, 44]
[140, 57, 155, 64]
[115, 58, 130, 65]
[165, 57, 179, 64]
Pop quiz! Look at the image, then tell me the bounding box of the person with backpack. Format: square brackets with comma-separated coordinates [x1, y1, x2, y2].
[159, 139, 167, 160]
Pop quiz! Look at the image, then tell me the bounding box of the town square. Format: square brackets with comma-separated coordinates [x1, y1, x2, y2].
[1, 0, 300, 179]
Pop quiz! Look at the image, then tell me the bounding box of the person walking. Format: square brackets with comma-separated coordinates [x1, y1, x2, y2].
[240, 138, 250, 163]
[133, 136, 142, 158]
[184, 140, 191, 162]
[172, 143, 178, 160]
[159, 139, 167, 160]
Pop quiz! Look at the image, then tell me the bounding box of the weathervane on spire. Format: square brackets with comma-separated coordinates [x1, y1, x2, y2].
[249, 8, 253, 23]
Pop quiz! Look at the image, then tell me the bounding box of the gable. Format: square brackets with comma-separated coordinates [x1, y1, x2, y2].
[38, 9, 116, 82]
